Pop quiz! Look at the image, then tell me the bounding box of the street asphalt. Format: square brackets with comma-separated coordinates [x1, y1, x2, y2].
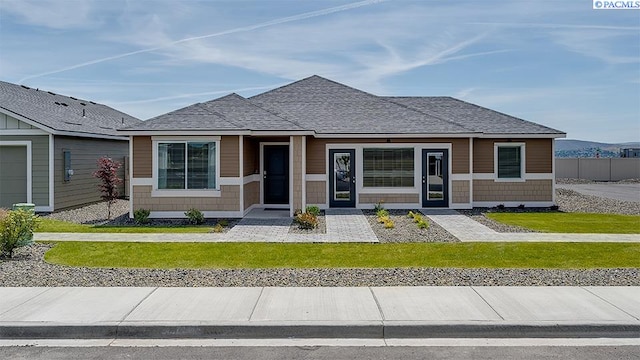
[0, 286, 638, 340]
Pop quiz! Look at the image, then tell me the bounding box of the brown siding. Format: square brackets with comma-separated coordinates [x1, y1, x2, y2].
[54, 136, 128, 210]
[473, 138, 553, 174]
[133, 136, 151, 178]
[133, 185, 240, 212]
[452, 180, 470, 204]
[473, 180, 553, 202]
[244, 181, 259, 209]
[306, 181, 326, 205]
[243, 137, 258, 176]
[220, 136, 239, 177]
[306, 137, 469, 174]
[292, 136, 304, 211]
[359, 193, 420, 204]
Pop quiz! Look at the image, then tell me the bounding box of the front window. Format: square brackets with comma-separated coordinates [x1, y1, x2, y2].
[158, 142, 217, 189]
[363, 148, 414, 187]
[497, 146, 522, 179]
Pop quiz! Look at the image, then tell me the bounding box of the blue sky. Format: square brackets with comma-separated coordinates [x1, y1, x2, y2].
[1, 0, 638, 143]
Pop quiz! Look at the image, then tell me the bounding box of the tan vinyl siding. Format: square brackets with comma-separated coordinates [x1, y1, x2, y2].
[292, 136, 304, 211]
[244, 181, 259, 209]
[452, 180, 470, 204]
[473, 179, 553, 202]
[473, 138, 553, 174]
[0, 135, 49, 207]
[359, 193, 420, 204]
[306, 181, 326, 205]
[306, 137, 469, 174]
[220, 135, 239, 177]
[133, 185, 240, 211]
[243, 137, 258, 176]
[54, 136, 128, 209]
[133, 136, 152, 178]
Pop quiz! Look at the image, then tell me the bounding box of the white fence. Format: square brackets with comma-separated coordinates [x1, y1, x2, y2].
[556, 158, 640, 181]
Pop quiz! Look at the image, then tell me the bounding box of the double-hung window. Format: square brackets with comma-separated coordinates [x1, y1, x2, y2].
[157, 141, 217, 190]
[363, 148, 414, 187]
[495, 143, 524, 180]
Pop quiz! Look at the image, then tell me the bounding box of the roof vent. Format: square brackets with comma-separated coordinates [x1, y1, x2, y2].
[48, 91, 55, 95]
[99, 126, 113, 130]
[60, 102, 68, 106]
[21, 85, 30, 89]
[70, 97, 78, 100]
[80, 102, 86, 106]
[64, 121, 82, 126]
[82, 109, 86, 117]
[89, 101, 96, 105]
[54, 101, 60, 105]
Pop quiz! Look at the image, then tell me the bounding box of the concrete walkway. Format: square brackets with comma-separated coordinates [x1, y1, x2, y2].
[0, 286, 638, 340]
[34, 209, 378, 243]
[420, 209, 640, 242]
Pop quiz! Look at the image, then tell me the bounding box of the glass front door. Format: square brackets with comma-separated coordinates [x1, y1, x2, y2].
[329, 149, 355, 207]
[422, 149, 448, 207]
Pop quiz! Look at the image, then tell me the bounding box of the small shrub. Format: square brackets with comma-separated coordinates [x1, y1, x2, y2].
[383, 218, 395, 229]
[217, 219, 229, 227]
[517, 204, 525, 210]
[407, 211, 416, 219]
[373, 200, 385, 213]
[133, 209, 150, 224]
[412, 213, 423, 223]
[92, 157, 122, 220]
[294, 209, 302, 217]
[0, 209, 40, 258]
[376, 208, 389, 218]
[305, 205, 321, 217]
[295, 211, 318, 229]
[496, 204, 505, 210]
[211, 224, 224, 233]
[550, 205, 559, 211]
[185, 208, 205, 225]
[416, 219, 429, 230]
[377, 215, 390, 224]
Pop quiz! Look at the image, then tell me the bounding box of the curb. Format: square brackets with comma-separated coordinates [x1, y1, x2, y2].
[1, 323, 639, 339]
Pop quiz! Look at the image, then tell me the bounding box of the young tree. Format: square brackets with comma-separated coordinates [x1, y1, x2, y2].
[92, 157, 122, 220]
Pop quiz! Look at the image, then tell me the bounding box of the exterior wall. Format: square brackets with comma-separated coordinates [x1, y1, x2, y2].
[133, 185, 240, 212]
[473, 138, 552, 173]
[291, 136, 304, 211]
[473, 179, 553, 202]
[0, 113, 37, 129]
[133, 136, 152, 177]
[54, 136, 128, 210]
[359, 193, 420, 204]
[244, 181, 260, 209]
[452, 180, 470, 204]
[0, 134, 49, 208]
[220, 135, 239, 177]
[306, 180, 326, 205]
[306, 137, 470, 174]
[243, 137, 258, 176]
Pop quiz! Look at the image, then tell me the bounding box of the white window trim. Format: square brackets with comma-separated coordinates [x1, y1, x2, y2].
[151, 137, 221, 197]
[494, 142, 526, 182]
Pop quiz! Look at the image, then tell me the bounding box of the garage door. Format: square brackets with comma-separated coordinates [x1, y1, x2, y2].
[0, 146, 28, 208]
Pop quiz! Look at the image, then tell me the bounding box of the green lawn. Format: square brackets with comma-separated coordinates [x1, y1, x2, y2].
[486, 212, 640, 234]
[37, 218, 214, 233]
[43, 242, 640, 269]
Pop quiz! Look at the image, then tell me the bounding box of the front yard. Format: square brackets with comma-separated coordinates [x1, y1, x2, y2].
[43, 241, 640, 269]
[486, 213, 640, 234]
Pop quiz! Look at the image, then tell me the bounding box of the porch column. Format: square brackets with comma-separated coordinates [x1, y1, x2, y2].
[290, 135, 306, 216]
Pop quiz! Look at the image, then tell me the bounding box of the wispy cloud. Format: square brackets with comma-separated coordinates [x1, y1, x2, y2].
[111, 85, 285, 105]
[18, 0, 386, 82]
[1, 0, 95, 29]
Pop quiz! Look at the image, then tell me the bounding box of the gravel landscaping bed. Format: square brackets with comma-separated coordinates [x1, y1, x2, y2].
[1, 243, 637, 287]
[364, 210, 458, 243]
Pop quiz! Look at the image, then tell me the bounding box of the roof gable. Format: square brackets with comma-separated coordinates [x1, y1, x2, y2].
[0, 80, 141, 137]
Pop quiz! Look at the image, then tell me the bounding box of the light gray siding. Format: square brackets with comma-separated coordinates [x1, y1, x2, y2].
[0, 134, 50, 208]
[54, 136, 128, 210]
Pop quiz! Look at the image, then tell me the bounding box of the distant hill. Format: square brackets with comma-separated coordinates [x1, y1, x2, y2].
[555, 139, 640, 158]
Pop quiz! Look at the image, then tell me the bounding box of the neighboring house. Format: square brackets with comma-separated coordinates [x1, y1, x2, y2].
[620, 148, 640, 158]
[0, 80, 141, 211]
[122, 76, 565, 218]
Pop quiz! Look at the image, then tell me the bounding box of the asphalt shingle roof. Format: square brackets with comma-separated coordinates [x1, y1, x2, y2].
[0, 80, 141, 137]
[386, 96, 564, 135]
[127, 93, 305, 132]
[121, 75, 565, 137]
[249, 76, 472, 134]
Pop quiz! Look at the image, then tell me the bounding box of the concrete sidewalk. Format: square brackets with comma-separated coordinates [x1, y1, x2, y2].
[0, 286, 638, 339]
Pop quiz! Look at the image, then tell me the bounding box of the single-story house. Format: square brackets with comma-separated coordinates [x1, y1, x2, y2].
[0, 80, 141, 211]
[121, 75, 565, 218]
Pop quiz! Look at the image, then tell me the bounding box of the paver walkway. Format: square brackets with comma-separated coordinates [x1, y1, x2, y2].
[34, 209, 379, 243]
[420, 209, 640, 242]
